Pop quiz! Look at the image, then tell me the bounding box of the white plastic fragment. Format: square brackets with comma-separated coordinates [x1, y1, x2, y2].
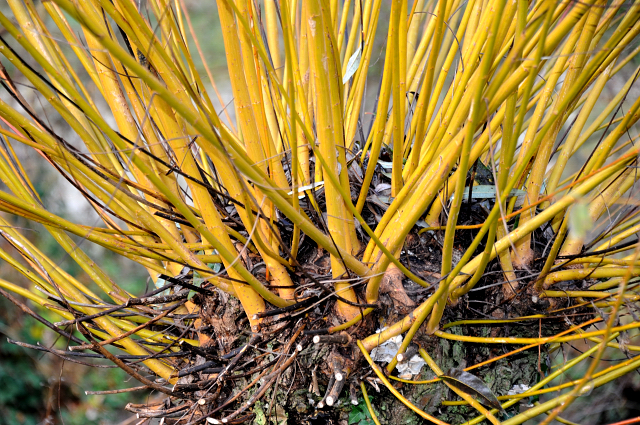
[507, 384, 530, 395]
[369, 329, 426, 378]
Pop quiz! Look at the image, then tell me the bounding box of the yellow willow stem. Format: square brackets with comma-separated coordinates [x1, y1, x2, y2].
[360, 382, 382, 425]
[279, 0, 302, 264]
[365, 132, 463, 300]
[344, 0, 383, 150]
[232, 0, 296, 300]
[390, 0, 406, 196]
[0, 229, 176, 379]
[523, 0, 605, 237]
[383, 51, 541, 258]
[532, 219, 570, 292]
[355, 7, 393, 213]
[584, 335, 640, 353]
[81, 19, 153, 179]
[541, 246, 640, 425]
[308, 122, 442, 289]
[307, 0, 360, 319]
[179, 3, 235, 131]
[385, 271, 428, 372]
[560, 167, 640, 259]
[361, 289, 443, 352]
[546, 62, 613, 202]
[405, 0, 425, 67]
[320, 1, 360, 255]
[419, 349, 501, 425]
[461, 332, 620, 424]
[52, 0, 368, 279]
[592, 222, 640, 254]
[585, 199, 640, 239]
[440, 156, 626, 300]
[405, 0, 448, 177]
[443, 50, 640, 293]
[443, 315, 547, 329]
[416, 0, 498, 168]
[264, 0, 282, 82]
[562, 256, 640, 268]
[448, 150, 638, 298]
[540, 291, 639, 302]
[543, 267, 640, 288]
[511, 12, 586, 266]
[404, 0, 474, 183]
[2, 142, 185, 258]
[433, 319, 640, 345]
[46, 0, 295, 311]
[5, 0, 110, 167]
[336, 0, 351, 57]
[0, 156, 133, 301]
[357, 341, 450, 425]
[496, 91, 519, 296]
[328, 308, 374, 333]
[0, 192, 216, 269]
[488, 1, 581, 112]
[430, 0, 505, 332]
[340, 0, 361, 77]
[558, 63, 640, 165]
[40, 3, 101, 100]
[0, 17, 186, 248]
[224, 0, 375, 272]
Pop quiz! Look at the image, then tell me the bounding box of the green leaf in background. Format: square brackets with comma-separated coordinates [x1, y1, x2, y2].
[348, 396, 375, 425]
[569, 201, 593, 241]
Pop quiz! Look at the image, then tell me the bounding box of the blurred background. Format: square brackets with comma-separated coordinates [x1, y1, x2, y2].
[0, 1, 639, 424]
[0, 2, 225, 423]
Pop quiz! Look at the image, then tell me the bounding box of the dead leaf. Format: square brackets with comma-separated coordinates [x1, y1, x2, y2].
[441, 368, 504, 411]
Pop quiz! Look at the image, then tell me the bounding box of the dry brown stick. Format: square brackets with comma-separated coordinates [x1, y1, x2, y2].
[128, 325, 192, 367]
[126, 401, 166, 409]
[133, 403, 191, 418]
[8, 339, 188, 360]
[349, 382, 359, 405]
[85, 385, 150, 395]
[212, 325, 306, 422]
[0, 287, 85, 344]
[225, 357, 279, 380]
[311, 365, 320, 396]
[326, 377, 347, 406]
[75, 322, 175, 396]
[214, 332, 265, 382]
[8, 339, 117, 368]
[397, 344, 419, 363]
[313, 333, 351, 345]
[207, 361, 272, 414]
[56, 289, 189, 327]
[225, 413, 256, 424]
[221, 345, 303, 422]
[69, 301, 183, 351]
[317, 374, 335, 409]
[209, 325, 306, 415]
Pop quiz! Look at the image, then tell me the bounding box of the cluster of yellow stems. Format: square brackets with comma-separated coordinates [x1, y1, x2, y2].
[0, 0, 640, 423]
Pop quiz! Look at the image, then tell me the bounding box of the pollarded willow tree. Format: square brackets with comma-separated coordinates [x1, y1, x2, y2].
[1, 0, 640, 423]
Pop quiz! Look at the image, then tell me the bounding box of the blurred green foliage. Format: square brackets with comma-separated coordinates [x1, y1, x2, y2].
[0, 284, 152, 425]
